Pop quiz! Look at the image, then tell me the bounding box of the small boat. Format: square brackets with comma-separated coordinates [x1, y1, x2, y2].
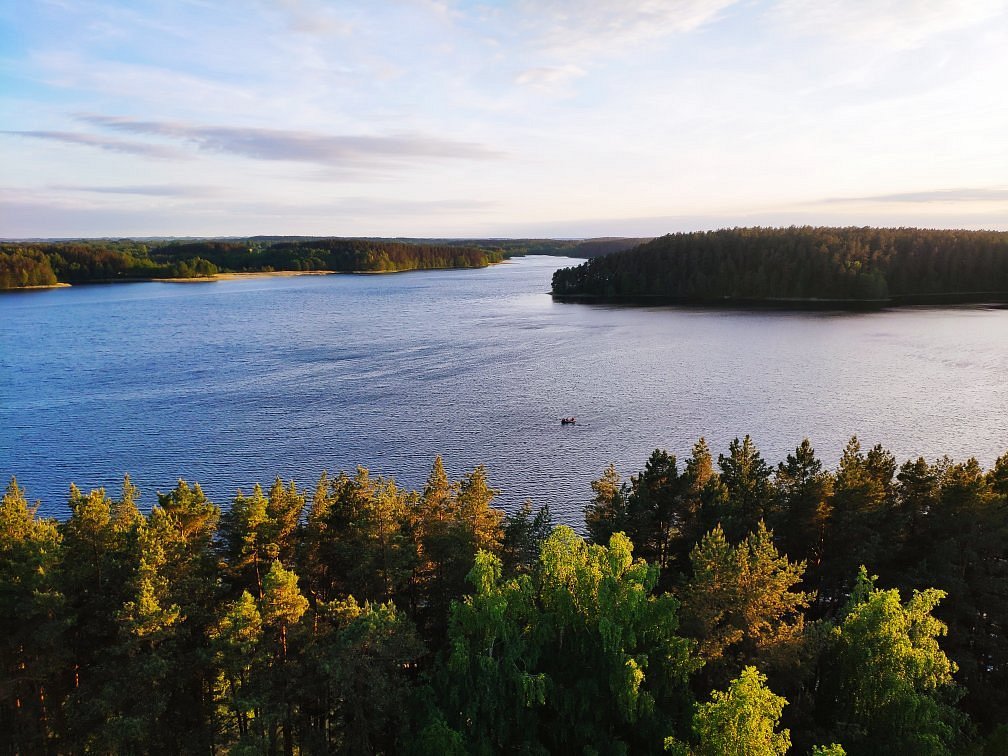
[561, 417, 576, 425]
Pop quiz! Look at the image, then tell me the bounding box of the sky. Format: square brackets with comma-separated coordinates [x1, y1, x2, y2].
[1, 0, 1007, 238]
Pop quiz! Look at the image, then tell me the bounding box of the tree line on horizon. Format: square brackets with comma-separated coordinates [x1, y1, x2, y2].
[0, 238, 504, 288]
[0, 235, 651, 289]
[551, 227, 1008, 304]
[2, 437, 1007, 754]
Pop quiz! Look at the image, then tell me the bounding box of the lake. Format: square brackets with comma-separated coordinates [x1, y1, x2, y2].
[2, 255, 1007, 523]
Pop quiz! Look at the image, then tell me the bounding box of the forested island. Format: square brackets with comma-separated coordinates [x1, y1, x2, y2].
[551, 227, 1008, 307]
[0, 236, 648, 289]
[3, 437, 1007, 754]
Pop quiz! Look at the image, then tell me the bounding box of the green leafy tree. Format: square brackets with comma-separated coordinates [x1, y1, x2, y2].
[444, 527, 700, 753]
[443, 551, 546, 754]
[684, 666, 791, 756]
[811, 745, 846, 756]
[816, 567, 966, 755]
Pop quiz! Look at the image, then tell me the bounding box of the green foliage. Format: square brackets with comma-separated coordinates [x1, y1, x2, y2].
[811, 745, 846, 756]
[681, 522, 811, 689]
[444, 526, 700, 753]
[817, 567, 965, 755]
[501, 499, 553, 576]
[585, 462, 629, 545]
[2, 441, 1007, 752]
[552, 226, 1008, 304]
[771, 439, 831, 569]
[0, 478, 64, 752]
[0, 249, 57, 288]
[0, 236, 508, 287]
[688, 666, 791, 756]
[717, 436, 774, 541]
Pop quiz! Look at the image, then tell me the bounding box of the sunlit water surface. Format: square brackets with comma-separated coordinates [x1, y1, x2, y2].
[2, 256, 1007, 523]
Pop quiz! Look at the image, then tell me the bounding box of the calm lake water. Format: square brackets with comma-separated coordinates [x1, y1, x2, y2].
[2, 255, 1007, 523]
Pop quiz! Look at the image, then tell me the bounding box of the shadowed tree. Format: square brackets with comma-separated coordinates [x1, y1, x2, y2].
[717, 436, 774, 541]
[772, 439, 832, 573]
[0, 478, 64, 753]
[585, 462, 629, 546]
[500, 500, 553, 576]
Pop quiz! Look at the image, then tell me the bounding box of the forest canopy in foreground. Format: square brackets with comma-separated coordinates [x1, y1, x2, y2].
[3, 437, 1007, 754]
[551, 227, 1008, 305]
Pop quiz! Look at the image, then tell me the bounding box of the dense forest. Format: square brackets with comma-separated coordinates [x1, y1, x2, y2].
[551, 227, 1008, 306]
[0, 238, 502, 288]
[3, 437, 1007, 754]
[0, 236, 647, 289]
[424, 237, 652, 258]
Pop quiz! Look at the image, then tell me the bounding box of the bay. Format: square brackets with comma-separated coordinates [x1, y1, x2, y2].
[1, 255, 1006, 524]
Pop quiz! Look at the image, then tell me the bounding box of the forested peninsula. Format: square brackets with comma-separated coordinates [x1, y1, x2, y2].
[0, 236, 649, 289]
[551, 227, 1008, 307]
[0, 238, 502, 289]
[4, 437, 1007, 754]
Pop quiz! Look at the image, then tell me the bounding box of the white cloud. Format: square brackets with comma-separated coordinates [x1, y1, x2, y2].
[522, 0, 742, 56]
[515, 65, 586, 89]
[771, 0, 1006, 49]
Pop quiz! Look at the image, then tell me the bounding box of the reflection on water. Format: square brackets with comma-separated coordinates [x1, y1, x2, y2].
[2, 256, 1007, 523]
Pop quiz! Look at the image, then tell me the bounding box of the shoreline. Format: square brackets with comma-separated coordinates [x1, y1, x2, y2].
[551, 292, 1008, 311]
[151, 270, 339, 283]
[0, 282, 72, 291]
[2, 261, 507, 290]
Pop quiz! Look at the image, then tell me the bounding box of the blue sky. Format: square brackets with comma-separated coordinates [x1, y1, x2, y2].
[2, 0, 1006, 238]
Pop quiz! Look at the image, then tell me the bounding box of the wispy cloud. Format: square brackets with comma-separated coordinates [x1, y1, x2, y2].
[818, 188, 1008, 204]
[217, 195, 494, 219]
[49, 184, 218, 197]
[77, 115, 502, 167]
[2, 130, 180, 158]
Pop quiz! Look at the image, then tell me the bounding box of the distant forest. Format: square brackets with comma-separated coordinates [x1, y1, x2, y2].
[0, 236, 648, 289]
[551, 227, 1008, 306]
[0, 238, 498, 288]
[3, 437, 1007, 754]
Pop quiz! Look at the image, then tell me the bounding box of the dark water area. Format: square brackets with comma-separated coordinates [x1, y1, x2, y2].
[2, 256, 1007, 524]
